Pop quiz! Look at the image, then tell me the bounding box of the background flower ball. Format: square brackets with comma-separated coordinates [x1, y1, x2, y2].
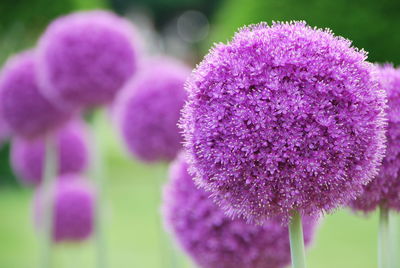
[0, 51, 70, 138]
[115, 56, 190, 163]
[11, 120, 90, 186]
[181, 21, 387, 223]
[37, 11, 138, 109]
[34, 175, 94, 242]
[163, 155, 318, 268]
[350, 65, 400, 213]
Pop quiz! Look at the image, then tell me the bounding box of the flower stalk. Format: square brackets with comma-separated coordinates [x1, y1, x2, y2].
[90, 110, 107, 268]
[379, 205, 390, 268]
[40, 135, 57, 268]
[289, 210, 306, 268]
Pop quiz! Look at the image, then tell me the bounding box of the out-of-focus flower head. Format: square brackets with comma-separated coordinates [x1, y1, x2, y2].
[115, 56, 190, 163]
[163, 154, 318, 268]
[11, 119, 90, 186]
[0, 51, 70, 138]
[37, 10, 139, 110]
[34, 175, 94, 242]
[350, 64, 400, 212]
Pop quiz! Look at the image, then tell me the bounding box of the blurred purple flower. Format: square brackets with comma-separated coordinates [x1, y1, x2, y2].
[11, 119, 90, 186]
[0, 51, 70, 138]
[115, 56, 190, 163]
[180, 21, 387, 223]
[350, 65, 400, 212]
[163, 154, 318, 268]
[37, 11, 138, 110]
[34, 175, 94, 242]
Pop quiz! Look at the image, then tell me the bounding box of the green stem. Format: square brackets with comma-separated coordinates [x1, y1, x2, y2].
[390, 212, 398, 268]
[289, 210, 306, 268]
[90, 111, 107, 268]
[379, 205, 390, 268]
[40, 135, 57, 268]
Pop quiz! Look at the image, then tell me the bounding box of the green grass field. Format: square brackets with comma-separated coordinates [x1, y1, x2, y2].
[0, 113, 394, 267]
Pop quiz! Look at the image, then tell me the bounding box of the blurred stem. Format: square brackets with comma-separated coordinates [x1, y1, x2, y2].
[379, 205, 390, 268]
[289, 210, 306, 268]
[90, 110, 107, 268]
[390, 212, 399, 268]
[40, 135, 57, 268]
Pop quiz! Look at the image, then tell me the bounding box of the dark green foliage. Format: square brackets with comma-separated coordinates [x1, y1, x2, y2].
[110, 0, 221, 29]
[0, 0, 106, 63]
[0, 143, 16, 186]
[207, 0, 400, 64]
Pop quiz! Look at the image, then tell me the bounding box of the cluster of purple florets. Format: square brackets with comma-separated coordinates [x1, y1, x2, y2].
[163, 154, 318, 268]
[11, 120, 90, 186]
[115, 57, 190, 162]
[350, 65, 400, 213]
[34, 175, 95, 242]
[37, 11, 138, 110]
[181, 21, 387, 223]
[0, 51, 70, 138]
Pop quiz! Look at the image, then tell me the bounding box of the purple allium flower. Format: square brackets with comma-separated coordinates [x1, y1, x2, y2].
[180, 21, 387, 223]
[37, 11, 138, 110]
[350, 65, 400, 213]
[34, 175, 94, 242]
[0, 51, 70, 138]
[163, 154, 318, 268]
[11, 120, 89, 186]
[115, 56, 190, 162]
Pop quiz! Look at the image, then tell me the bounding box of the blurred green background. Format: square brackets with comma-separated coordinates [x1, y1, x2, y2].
[1, 0, 400, 267]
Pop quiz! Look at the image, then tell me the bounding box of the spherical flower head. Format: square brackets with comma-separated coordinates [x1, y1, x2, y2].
[350, 65, 400, 213]
[180, 21, 387, 223]
[37, 10, 138, 110]
[163, 154, 318, 268]
[0, 51, 70, 138]
[34, 175, 94, 242]
[11, 119, 90, 186]
[115, 56, 190, 163]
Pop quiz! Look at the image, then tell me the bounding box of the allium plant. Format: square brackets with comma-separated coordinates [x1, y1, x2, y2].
[349, 64, 400, 268]
[163, 154, 318, 268]
[11, 119, 89, 186]
[37, 11, 138, 110]
[34, 175, 94, 242]
[115, 56, 190, 163]
[180, 21, 387, 267]
[0, 51, 70, 138]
